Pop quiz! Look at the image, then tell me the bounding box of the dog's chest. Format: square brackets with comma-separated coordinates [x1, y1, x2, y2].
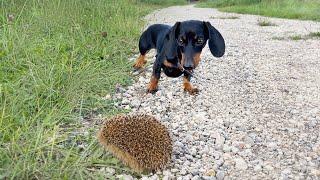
[161, 65, 184, 78]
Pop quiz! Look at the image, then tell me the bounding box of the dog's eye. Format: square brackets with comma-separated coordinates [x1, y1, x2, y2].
[196, 38, 204, 45]
[178, 38, 184, 45]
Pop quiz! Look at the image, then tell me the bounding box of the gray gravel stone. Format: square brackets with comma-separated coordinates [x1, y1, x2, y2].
[191, 175, 201, 180]
[203, 176, 217, 180]
[149, 174, 159, 180]
[104, 167, 115, 175]
[235, 157, 248, 170]
[254, 164, 262, 172]
[216, 170, 225, 180]
[116, 174, 134, 180]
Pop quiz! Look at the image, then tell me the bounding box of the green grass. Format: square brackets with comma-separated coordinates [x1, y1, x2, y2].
[272, 36, 285, 40]
[139, 0, 187, 5]
[210, 15, 239, 19]
[309, 32, 320, 38]
[272, 31, 320, 41]
[197, 0, 320, 21]
[0, 0, 185, 179]
[257, 19, 276, 26]
[289, 35, 304, 40]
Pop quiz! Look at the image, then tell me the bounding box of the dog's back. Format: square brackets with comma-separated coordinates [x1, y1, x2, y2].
[138, 24, 171, 54]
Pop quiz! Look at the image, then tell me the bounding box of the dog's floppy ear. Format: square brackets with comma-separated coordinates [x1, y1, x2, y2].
[164, 22, 181, 60]
[204, 21, 225, 57]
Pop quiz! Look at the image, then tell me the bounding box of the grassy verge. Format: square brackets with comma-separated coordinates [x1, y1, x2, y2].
[197, 0, 320, 21]
[257, 19, 276, 26]
[272, 31, 320, 41]
[0, 0, 184, 179]
[139, 0, 187, 5]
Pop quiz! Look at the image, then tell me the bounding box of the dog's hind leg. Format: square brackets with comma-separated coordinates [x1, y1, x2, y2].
[133, 31, 154, 70]
[147, 60, 161, 94]
[133, 54, 147, 71]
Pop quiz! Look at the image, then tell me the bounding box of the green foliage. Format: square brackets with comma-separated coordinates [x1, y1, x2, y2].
[201, 0, 261, 7]
[210, 15, 239, 19]
[0, 0, 181, 178]
[309, 32, 320, 38]
[197, 0, 320, 21]
[273, 31, 320, 41]
[139, 0, 187, 5]
[289, 35, 304, 40]
[257, 19, 276, 26]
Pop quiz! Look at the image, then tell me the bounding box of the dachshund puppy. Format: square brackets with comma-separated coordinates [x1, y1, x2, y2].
[133, 20, 225, 94]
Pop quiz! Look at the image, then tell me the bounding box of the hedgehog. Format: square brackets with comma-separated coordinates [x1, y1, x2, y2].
[97, 114, 173, 173]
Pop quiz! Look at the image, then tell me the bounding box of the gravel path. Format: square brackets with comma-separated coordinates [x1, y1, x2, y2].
[114, 5, 320, 180]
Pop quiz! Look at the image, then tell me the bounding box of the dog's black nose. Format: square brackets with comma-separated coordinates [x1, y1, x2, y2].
[183, 66, 194, 70]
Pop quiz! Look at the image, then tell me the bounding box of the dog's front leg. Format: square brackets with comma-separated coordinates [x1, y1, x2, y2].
[183, 74, 199, 95]
[147, 60, 161, 94]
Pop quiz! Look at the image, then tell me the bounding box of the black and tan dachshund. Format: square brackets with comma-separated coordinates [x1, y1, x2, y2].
[133, 20, 225, 95]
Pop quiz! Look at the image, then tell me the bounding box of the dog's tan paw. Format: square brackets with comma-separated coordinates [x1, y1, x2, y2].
[184, 87, 199, 95]
[147, 76, 159, 94]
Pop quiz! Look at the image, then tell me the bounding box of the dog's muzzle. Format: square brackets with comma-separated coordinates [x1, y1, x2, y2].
[177, 63, 194, 76]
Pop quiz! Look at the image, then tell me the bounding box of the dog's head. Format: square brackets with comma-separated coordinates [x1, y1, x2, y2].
[164, 20, 225, 71]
